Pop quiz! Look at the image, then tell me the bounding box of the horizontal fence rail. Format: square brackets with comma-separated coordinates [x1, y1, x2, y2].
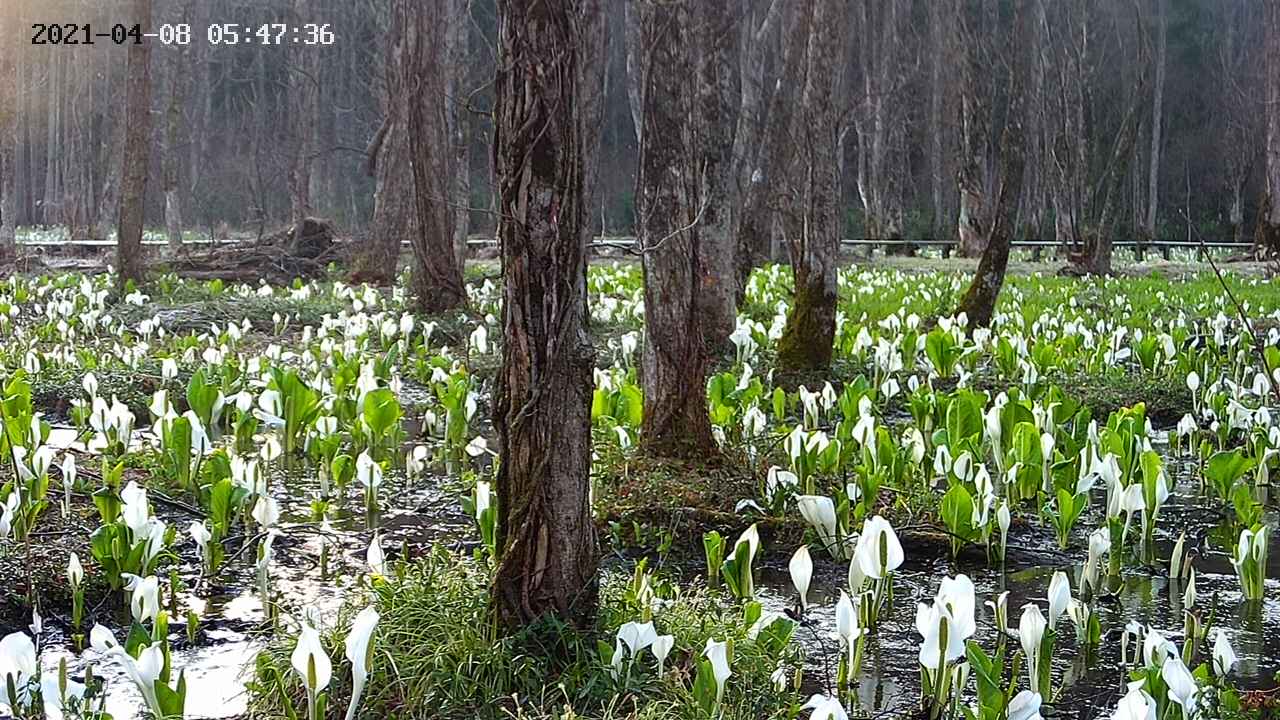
[15, 234, 1257, 259]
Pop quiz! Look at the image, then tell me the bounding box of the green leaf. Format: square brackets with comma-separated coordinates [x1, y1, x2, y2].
[362, 388, 402, 437]
[940, 484, 975, 541]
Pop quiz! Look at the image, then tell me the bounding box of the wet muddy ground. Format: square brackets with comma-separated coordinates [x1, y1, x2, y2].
[15, 426, 1280, 719]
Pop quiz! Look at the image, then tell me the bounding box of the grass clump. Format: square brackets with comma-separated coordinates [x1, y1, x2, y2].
[249, 546, 802, 720]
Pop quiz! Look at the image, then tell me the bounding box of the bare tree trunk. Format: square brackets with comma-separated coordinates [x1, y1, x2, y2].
[957, 0, 1028, 328]
[927, 0, 948, 242]
[163, 14, 187, 252]
[623, 0, 644, 144]
[188, 0, 212, 203]
[1260, 0, 1280, 256]
[777, 0, 845, 372]
[635, 0, 717, 458]
[446, 0, 472, 268]
[491, 0, 601, 631]
[736, 2, 802, 293]
[288, 0, 316, 232]
[692, 1, 740, 354]
[0, 7, 17, 245]
[43, 53, 61, 226]
[401, 0, 467, 312]
[117, 0, 153, 289]
[1144, 0, 1166, 241]
[854, 0, 906, 248]
[956, 89, 988, 257]
[366, 117, 410, 285]
[363, 4, 409, 285]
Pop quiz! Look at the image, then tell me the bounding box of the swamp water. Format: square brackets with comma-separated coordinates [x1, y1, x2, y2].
[28, 434, 1280, 719]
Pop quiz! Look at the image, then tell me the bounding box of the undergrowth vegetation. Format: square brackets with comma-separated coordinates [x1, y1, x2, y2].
[0, 263, 1277, 720]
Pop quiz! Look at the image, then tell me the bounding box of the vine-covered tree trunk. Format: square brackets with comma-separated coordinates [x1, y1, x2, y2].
[635, 0, 716, 457]
[777, 0, 845, 372]
[491, 0, 601, 631]
[401, 0, 466, 312]
[1260, 0, 1280, 257]
[116, 0, 152, 289]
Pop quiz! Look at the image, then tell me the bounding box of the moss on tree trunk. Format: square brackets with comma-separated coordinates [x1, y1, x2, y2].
[777, 275, 836, 371]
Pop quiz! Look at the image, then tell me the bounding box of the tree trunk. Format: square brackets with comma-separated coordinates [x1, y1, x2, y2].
[927, 0, 948, 242]
[116, 0, 152, 289]
[736, 2, 803, 295]
[691, 1, 740, 355]
[163, 23, 186, 252]
[43, 53, 61, 226]
[0, 6, 17, 245]
[957, 1, 1028, 329]
[401, 0, 467, 312]
[1260, 0, 1280, 256]
[853, 0, 908, 251]
[776, 0, 845, 372]
[1144, 0, 1166, 241]
[362, 3, 410, 285]
[446, 0, 472, 269]
[288, 0, 317, 231]
[366, 117, 412, 285]
[491, 0, 601, 631]
[635, 0, 717, 458]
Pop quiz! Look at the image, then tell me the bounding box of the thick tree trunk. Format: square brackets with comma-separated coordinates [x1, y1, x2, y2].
[366, 117, 412, 285]
[777, 0, 845, 372]
[116, 0, 152, 289]
[401, 0, 467, 312]
[362, 4, 409, 285]
[1260, 0, 1280, 256]
[691, 1, 740, 355]
[635, 0, 717, 458]
[491, 0, 600, 631]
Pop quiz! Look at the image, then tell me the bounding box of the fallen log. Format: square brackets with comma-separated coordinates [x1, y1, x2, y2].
[154, 217, 348, 283]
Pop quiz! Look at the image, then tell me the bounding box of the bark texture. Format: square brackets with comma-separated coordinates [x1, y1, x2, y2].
[956, 1, 1028, 329]
[853, 0, 906, 245]
[400, 0, 467, 312]
[1144, 0, 1166, 241]
[116, 0, 153, 288]
[287, 0, 317, 230]
[776, 0, 846, 372]
[1260, 0, 1280, 256]
[163, 18, 187, 252]
[736, 1, 802, 292]
[634, 0, 717, 457]
[491, 0, 601, 631]
[0, 7, 17, 245]
[690, 1, 740, 353]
